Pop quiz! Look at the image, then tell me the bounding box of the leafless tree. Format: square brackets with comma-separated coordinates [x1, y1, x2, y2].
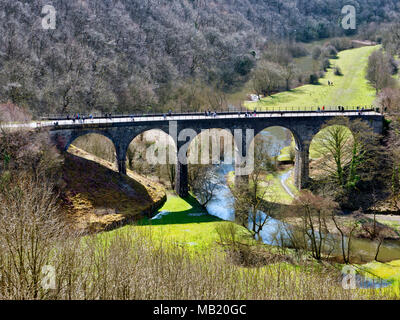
[189, 165, 218, 208]
[0, 174, 68, 299]
[311, 117, 382, 194]
[287, 190, 337, 261]
[231, 136, 277, 239]
[366, 50, 396, 94]
[251, 61, 284, 98]
[331, 211, 360, 264]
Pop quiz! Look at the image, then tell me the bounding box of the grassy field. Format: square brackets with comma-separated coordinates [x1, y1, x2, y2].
[94, 193, 400, 298]
[227, 169, 295, 205]
[245, 45, 379, 110]
[97, 193, 253, 254]
[65, 147, 398, 297]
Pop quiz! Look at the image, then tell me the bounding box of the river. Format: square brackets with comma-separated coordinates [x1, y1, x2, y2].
[203, 127, 400, 264]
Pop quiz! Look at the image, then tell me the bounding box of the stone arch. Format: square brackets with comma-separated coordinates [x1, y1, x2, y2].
[64, 130, 117, 153]
[63, 132, 117, 169]
[308, 118, 354, 145]
[253, 125, 309, 187]
[125, 128, 177, 172]
[252, 125, 299, 161]
[186, 128, 237, 166]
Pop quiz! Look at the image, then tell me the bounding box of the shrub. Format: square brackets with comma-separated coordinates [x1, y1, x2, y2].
[310, 73, 320, 85]
[322, 58, 331, 71]
[335, 66, 343, 76]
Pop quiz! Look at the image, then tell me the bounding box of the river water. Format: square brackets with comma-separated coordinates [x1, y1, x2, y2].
[204, 127, 400, 264]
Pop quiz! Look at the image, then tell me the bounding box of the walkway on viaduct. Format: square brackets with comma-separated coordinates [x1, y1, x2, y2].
[43, 110, 383, 197]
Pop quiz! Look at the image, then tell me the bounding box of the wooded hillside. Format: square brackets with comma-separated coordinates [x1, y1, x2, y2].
[0, 0, 399, 116]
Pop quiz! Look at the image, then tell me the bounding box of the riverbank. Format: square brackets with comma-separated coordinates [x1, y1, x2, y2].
[63, 146, 400, 295]
[93, 192, 399, 298]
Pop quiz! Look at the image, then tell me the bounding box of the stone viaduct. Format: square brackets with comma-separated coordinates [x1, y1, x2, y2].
[48, 111, 384, 198]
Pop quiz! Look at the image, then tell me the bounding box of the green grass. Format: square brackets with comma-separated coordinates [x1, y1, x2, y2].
[362, 260, 400, 289]
[94, 191, 400, 297]
[376, 219, 400, 232]
[263, 172, 294, 204]
[245, 45, 379, 110]
[227, 169, 295, 204]
[277, 146, 293, 162]
[98, 193, 252, 253]
[294, 55, 316, 75]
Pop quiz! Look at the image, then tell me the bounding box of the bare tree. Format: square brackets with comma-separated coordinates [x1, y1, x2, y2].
[287, 191, 337, 261]
[311, 117, 381, 191]
[231, 137, 277, 239]
[251, 61, 284, 98]
[376, 88, 400, 115]
[331, 211, 360, 264]
[366, 50, 396, 94]
[0, 174, 68, 299]
[282, 63, 298, 91]
[189, 165, 218, 208]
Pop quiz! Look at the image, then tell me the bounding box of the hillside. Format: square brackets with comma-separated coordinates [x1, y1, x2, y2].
[1, 1, 400, 116]
[245, 45, 379, 110]
[61, 145, 166, 233]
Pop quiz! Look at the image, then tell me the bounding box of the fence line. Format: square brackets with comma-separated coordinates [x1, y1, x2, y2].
[41, 105, 379, 122]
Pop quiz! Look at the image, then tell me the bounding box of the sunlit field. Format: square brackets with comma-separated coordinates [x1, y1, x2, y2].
[245, 46, 379, 110]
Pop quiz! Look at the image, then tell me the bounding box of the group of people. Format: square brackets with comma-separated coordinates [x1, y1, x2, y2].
[66, 113, 94, 123]
[240, 110, 257, 118]
[61, 105, 372, 125]
[204, 110, 218, 117]
[162, 110, 174, 119]
[315, 106, 367, 113]
[356, 106, 366, 115]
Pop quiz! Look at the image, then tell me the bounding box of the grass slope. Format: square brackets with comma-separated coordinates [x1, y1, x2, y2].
[245, 45, 379, 110]
[62, 145, 166, 232]
[227, 169, 296, 205]
[99, 194, 252, 253]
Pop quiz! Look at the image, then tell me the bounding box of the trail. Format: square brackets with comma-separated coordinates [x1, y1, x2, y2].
[279, 170, 295, 199]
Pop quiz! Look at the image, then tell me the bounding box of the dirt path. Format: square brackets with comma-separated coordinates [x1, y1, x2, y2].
[279, 170, 295, 199]
[365, 214, 400, 223]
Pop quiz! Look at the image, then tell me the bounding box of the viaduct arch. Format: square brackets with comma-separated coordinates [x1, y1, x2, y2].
[49, 111, 384, 197]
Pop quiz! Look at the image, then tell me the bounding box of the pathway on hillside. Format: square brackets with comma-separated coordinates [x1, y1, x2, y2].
[245, 45, 379, 110]
[279, 170, 296, 199]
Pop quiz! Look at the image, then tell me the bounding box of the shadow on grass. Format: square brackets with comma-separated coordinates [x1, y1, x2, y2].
[136, 194, 223, 226]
